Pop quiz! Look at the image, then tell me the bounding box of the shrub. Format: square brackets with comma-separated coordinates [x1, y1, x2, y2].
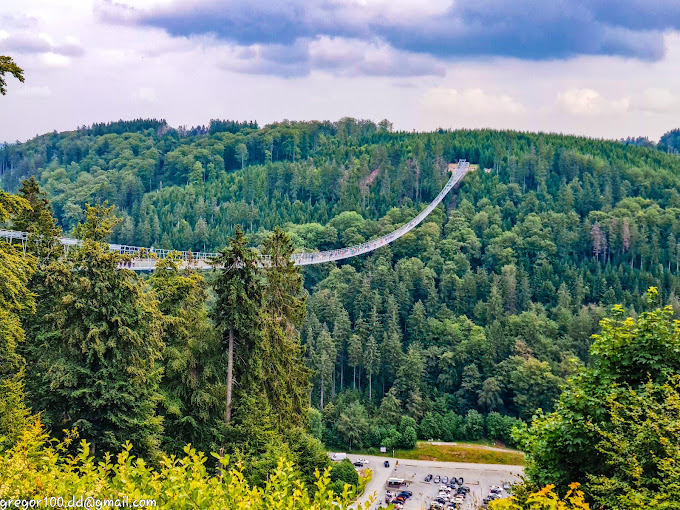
[0, 419, 370, 510]
[463, 410, 484, 440]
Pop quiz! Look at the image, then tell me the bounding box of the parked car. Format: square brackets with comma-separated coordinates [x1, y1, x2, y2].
[357, 458, 369, 464]
[503, 482, 511, 490]
[450, 476, 458, 485]
[458, 477, 464, 485]
[353, 461, 363, 467]
[397, 491, 413, 498]
[442, 476, 449, 484]
[434, 475, 441, 483]
[384, 460, 390, 468]
[425, 474, 433, 482]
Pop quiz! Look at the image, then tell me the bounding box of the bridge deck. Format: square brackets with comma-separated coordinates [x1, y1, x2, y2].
[1, 161, 470, 270]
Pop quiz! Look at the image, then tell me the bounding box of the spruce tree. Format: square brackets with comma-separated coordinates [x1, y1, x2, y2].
[148, 256, 223, 455]
[0, 190, 34, 448]
[211, 225, 262, 427]
[30, 204, 164, 458]
[14, 177, 62, 263]
[258, 227, 310, 428]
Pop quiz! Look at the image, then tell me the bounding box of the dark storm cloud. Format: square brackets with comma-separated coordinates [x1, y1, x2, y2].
[99, 0, 680, 76]
[374, 0, 673, 61]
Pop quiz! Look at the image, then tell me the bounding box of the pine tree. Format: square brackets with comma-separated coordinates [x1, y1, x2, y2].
[258, 227, 310, 428]
[148, 256, 223, 455]
[312, 327, 336, 409]
[348, 334, 362, 390]
[332, 306, 351, 391]
[13, 177, 62, 263]
[0, 189, 34, 448]
[363, 335, 381, 400]
[211, 225, 262, 428]
[30, 204, 164, 458]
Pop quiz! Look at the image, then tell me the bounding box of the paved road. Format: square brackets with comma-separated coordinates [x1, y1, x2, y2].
[345, 454, 523, 509]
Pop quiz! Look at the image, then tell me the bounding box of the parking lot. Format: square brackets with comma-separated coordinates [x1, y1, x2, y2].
[345, 454, 523, 509]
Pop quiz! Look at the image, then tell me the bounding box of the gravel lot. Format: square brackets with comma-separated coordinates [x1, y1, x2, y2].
[342, 454, 523, 510]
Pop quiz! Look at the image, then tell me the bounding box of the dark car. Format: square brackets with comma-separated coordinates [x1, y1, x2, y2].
[397, 491, 413, 498]
[353, 461, 363, 467]
[450, 476, 458, 485]
[384, 460, 390, 468]
[425, 474, 433, 482]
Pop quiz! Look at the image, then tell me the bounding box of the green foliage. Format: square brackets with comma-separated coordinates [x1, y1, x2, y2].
[336, 402, 369, 449]
[463, 410, 485, 440]
[400, 426, 418, 449]
[14, 177, 63, 262]
[148, 256, 223, 456]
[517, 293, 680, 505]
[0, 55, 24, 95]
[0, 419, 367, 510]
[490, 483, 591, 510]
[210, 225, 262, 427]
[330, 459, 359, 495]
[25, 204, 164, 458]
[4, 120, 680, 494]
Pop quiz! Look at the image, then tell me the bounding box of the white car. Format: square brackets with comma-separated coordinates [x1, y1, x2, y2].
[357, 458, 369, 464]
[490, 485, 502, 494]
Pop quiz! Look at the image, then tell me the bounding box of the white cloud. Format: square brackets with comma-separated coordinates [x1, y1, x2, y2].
[309, 36, 446, 77]
[16, 85, 51, 97]
[40, 52, 71, 67]
[632, 87, 680, 114]
[421, 87, 525, 115]
[134, 86, 158, 102]
[557, 88, 630, 116]
[0, 30, 83, 56]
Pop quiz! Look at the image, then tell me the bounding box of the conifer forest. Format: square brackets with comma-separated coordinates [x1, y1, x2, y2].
[2, 117, 680, 509]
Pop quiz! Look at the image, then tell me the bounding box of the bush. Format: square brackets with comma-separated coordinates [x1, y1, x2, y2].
[441, 411, 464, 441]
[382, 430, 402, 451]
[419, 412, 442, 440]
[0, 419, 361, 510]
[486, 412, 505, 440]
[331, 458, 359, 492]
[399, 416, 417, 436]
[463, 410, 484, 440]
[400, 426, 418, 449]
[308, 408, 324, 441]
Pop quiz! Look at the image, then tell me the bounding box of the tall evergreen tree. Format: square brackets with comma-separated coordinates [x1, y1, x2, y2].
[148, 256, 223, 455]
[363, 335, 380, 400]
[258, 227, 310, 428]
[211, 225, 262, 428]
[13, 177, 62, 263]
[0, 190, 34, 448]
[29, 204, 164, 457]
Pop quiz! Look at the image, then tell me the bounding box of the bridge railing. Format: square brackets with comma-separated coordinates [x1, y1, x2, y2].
[2, 161, 469, 269]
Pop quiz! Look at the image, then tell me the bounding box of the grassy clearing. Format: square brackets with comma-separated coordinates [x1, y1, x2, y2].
[353, 441, 525, 466]
[396, 442, 525, 465]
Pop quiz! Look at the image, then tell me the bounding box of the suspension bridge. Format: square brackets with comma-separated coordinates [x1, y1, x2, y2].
[1, 161, 470, 270]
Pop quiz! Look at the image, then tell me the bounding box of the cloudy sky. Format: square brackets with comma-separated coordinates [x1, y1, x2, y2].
[2, 0, 680, 142]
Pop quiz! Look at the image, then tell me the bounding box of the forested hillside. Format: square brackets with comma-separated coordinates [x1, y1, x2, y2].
[2, 118, 680, 508]
[3, 120, 680, 438]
